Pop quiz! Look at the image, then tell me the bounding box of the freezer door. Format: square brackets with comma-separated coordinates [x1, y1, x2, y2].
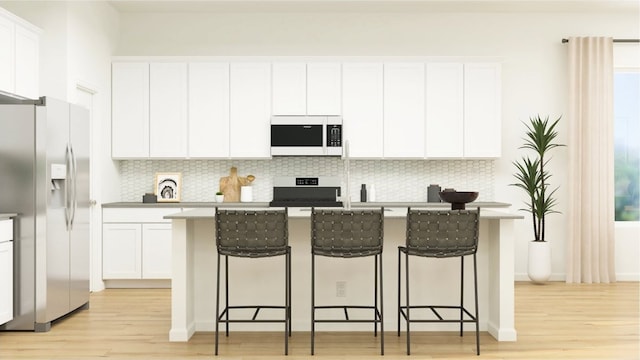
[37, 98, 71, 325]
[68, 103, 90, 310]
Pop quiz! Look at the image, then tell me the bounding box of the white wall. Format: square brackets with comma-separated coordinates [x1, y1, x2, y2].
[114, 6, 638, 280]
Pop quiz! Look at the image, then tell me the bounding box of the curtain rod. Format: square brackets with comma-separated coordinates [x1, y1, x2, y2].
[562, 38, 640, 43]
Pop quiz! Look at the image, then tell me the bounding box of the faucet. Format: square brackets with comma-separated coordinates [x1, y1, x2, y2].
[343, 140, 351, 210]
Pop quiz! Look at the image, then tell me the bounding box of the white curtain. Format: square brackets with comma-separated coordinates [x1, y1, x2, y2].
[567, 37, 616, 283]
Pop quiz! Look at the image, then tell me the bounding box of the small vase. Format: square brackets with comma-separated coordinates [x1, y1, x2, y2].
[528, 241, 551, 283]
[215, 194, 224, 203]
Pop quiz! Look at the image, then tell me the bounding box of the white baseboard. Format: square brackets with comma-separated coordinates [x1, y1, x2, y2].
[515, 272, 639, 282]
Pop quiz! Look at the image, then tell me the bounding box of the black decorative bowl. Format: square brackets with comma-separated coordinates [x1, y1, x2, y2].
[439, 191, 479, 210]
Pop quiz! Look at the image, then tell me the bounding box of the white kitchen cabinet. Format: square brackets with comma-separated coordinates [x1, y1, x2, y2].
[464, 63, 502, 158]
[102, 223, 142, 279]
[425, 63, 464, 158]
[14, 25, 38, 99]
[342, 63, 384, 158]
[383, 63, 425, 158]
[272, 62, 306, 115]
[102, 208, 175, 281]
[149, 63, 188, 158]
[141, 224, 172, 279]
[229, 63, 271, 158]
[307, 62, 341, 115]
[188, 63, 230, 158]
[111, 62, 150, 158]
[0, 8, 39, 99]
[0, 219, 13, 325]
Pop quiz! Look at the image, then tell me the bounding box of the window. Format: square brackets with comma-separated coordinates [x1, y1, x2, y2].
[614, 71, 640, 221]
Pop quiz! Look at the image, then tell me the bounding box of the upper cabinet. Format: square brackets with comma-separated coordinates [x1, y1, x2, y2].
[463, 63, 502, 158]
[112, 62, 150, 158]
[0, 8, 40, 99]
[149, 63, 188, 158]
[342, 62, 384, 158]
[271, 62, 341, 116]
[306, 62, 341, 115]
[383, 63, 425, 158]
[188, 62, 230, 158]
[425, 63, 464, 158]
[272, 62, 306, 115]
[229, 62, 271, 158]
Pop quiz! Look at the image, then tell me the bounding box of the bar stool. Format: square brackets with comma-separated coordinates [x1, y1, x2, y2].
[398, 208, 480, 355]
[310, 207, 385, 355]
[214, 207, 291, 356]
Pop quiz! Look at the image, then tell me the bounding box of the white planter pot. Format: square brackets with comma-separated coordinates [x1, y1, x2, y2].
[528, 241, 552, 283]
[215, 195, 224, 203]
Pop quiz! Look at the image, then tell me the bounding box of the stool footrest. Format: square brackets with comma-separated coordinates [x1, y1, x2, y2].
[313, 305, 382, 323]
[218, 305, 290, 323]
[399, 305, 477, 322]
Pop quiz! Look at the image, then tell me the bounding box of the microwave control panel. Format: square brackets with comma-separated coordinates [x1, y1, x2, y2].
[326, 125, 342, 147]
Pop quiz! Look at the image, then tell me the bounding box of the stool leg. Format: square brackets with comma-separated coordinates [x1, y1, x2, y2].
[284, 250, 289, 355]
[288, 247, 292, 337]
[460, 256, 464, 337]
[374, 254, 378, 337]
[397, 248, 401, 337]
[215, 253, 221, 356]
[406, 251, 411, 356]
[474, 253, 480, 355]
[311, 253, 316, 355]
[225, 255, 229, 337]
[379, 253, 385, 356]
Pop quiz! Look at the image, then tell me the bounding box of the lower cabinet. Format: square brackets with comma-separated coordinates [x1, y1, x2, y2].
[102, 208, 174, 280]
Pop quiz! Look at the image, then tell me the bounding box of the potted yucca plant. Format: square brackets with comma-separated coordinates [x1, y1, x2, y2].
[511, 115, 564, 282]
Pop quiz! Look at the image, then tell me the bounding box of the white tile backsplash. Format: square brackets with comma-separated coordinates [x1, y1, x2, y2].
[119, 159, 494, 202]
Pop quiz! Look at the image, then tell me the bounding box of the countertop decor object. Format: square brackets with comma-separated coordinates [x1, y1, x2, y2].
[155, 172, 182, 202]
[438, 191, 479, 210]
[219, 167, 255, 202]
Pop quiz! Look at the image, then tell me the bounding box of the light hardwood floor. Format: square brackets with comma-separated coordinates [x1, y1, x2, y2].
[0, 282, 638, 359]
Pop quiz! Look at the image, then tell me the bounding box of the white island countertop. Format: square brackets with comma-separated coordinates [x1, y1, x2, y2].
[165, 206, 522, 220]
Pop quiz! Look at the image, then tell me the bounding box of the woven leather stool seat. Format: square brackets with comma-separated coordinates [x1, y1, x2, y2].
[310, 208, 385, 355]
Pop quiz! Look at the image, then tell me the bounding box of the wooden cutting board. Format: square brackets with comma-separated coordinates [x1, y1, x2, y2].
[218, 166, 255, 202]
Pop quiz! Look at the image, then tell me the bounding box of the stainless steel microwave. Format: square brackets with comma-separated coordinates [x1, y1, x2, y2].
[270, 116, 343, 156]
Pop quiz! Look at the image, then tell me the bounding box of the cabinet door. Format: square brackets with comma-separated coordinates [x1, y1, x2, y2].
[0, 15, 15, 95]
[307, 62, 341, 115]
[383, 63, 425, 158]
[0, 241, 12, 325]
[229, 63, 271, 158]
[272, 62, 306, 115]
[149, 63, 188, 158]
[342, 63, 383, 158]
[112, 63, 150, 158]
[188, 63, 230, 158]
[425, 63, 464, 158]
[464, 63, 502, 158]
[14, 25, 38, 99]
[102, 223, 142, 279]
[141, 224, 172, 279]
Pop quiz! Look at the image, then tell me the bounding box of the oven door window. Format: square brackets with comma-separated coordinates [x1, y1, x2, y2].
[271, 125, 323, 146]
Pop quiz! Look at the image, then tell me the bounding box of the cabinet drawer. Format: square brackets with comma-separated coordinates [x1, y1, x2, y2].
[0, 219, 12, 242]
[103, 208, 179, 223]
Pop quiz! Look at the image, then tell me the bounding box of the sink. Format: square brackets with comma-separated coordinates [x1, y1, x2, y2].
[439, 191, 479, 210]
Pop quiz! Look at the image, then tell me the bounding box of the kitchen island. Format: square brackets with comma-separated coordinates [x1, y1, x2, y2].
[165, 203, 522, 343]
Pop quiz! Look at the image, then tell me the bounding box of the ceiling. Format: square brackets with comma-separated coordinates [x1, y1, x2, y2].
[107, 0, 640, 13]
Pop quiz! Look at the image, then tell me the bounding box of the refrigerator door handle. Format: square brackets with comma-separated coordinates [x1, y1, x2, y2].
[64, 144, 71, 230]
[70, 145, 77, 229]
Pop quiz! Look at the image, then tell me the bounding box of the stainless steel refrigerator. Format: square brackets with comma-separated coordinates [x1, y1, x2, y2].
[0, 93, 90, 331]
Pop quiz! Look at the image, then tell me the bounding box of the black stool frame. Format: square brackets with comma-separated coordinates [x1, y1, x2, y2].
[214, 208, 292, 356]
[310, 207, 385, 355]
[398, 208, 480, 355]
